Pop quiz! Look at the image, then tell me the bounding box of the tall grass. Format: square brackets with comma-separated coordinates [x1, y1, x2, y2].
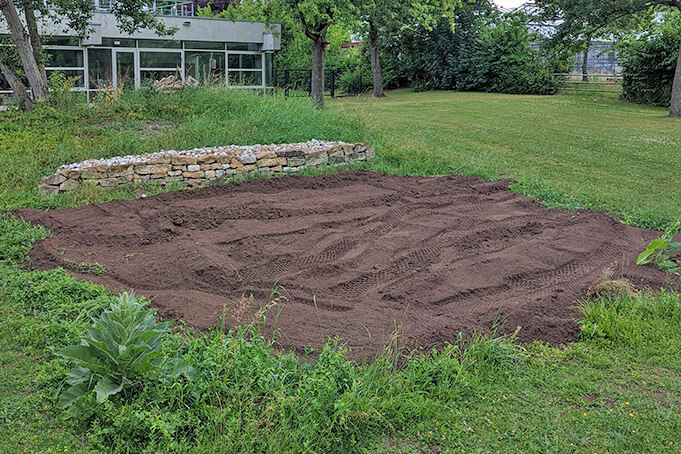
[579, 289, 681, 349]
[0, 88, 366, 211]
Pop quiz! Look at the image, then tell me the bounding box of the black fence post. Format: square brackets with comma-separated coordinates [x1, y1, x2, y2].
[284, 69, 290, 98]
[307, 70, 312, 95]
[274, 66, 278, 94]
[330, 69, 335, 98]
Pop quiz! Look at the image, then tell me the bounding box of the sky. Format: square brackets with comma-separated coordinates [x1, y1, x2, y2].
[494, 0, 529, 8]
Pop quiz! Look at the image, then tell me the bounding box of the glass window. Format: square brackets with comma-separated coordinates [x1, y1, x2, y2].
[43, 36, 79, 46]
[264, 53, 272, 86]
[101, 37, 136, 47]
[137, 39, 181, 49]
[140, 52, 181, 69]
[95, 0, 113, 10]
[46, 70, 85, 87]
[228, 54, 262, 70]
[88, 48, 112, 89]
[184, 41, 224, 50]
[185, 51, 225, 85]
[45, 49, 84, 68]
[116, 52, 136, 88]
[227, 43, 259, 51]
[228, 71, 262, 86]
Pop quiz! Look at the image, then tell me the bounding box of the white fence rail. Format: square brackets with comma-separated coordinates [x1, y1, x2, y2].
[553, 73, 623, 93]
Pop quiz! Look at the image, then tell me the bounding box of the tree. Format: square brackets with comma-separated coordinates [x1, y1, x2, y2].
[537, 0, 640, 81]
[0, 0, 173, 109]
[618, 10, 681, 106]
[282, 0, 354, 108]
[536, 0, 681, 117]
[349, 0, 456, 98]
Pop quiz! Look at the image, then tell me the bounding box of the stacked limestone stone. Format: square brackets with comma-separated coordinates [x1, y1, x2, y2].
[39, 140, 374, 195]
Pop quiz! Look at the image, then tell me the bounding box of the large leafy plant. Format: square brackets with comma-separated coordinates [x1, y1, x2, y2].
[57, 292, 192, 412]
[636, 220, 681, 274]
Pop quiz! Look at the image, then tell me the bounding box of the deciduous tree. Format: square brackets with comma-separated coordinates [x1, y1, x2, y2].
[350, 0, 457, 98]
[282, 0, 354, 108]
[0, 0, 173, 109]
[537, 0, 681, 117]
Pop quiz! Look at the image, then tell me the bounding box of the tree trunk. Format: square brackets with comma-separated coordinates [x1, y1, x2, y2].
[22, 0, 47, 82]
[582, 34, 591, 82]
[0, 58, 32, 110]
[0, 0, 49, 101]
[369, 21, 385, 98]
[669, 36, 681, 118]
[310, 36, 325, 109]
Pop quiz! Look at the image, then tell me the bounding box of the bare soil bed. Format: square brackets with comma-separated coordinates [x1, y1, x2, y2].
[19, 171, 669, 357]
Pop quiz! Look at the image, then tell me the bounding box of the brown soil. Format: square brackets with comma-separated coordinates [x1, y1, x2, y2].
[19, 171, 669, 358]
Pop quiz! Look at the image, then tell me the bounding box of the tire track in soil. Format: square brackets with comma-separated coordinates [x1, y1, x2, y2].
[18, 170, 671, 359]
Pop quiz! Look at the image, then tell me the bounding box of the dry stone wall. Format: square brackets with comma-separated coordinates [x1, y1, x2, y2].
[39, 140, 374, 194]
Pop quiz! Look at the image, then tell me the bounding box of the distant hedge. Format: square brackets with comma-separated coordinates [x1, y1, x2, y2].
[378, 8, 568, 96]
[619, 11, 681, 106]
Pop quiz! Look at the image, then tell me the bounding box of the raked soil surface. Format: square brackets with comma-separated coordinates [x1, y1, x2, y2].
[19, 171, 670, 358]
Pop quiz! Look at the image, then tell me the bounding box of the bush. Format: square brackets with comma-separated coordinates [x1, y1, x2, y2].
[485, 17, 557, 95]
[378, 7, 560, 95]
[336, 66, 371, 95]
[619, 11, 681, 106]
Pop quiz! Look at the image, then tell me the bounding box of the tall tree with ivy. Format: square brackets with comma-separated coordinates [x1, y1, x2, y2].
[350, 0, 457, 98]
[537, 0, 641, 81]
[282, 0, 355, 108]
[0, 0, 173, 109]
[536, 0, 681, 117]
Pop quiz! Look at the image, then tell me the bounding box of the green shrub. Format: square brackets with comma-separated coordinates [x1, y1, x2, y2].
[484, 17, 558, 95]
[336, 66, 371, 95]
[619, 10, 681, 106]
[379, 10, 559, 95]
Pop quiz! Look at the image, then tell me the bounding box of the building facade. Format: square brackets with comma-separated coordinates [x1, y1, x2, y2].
[1, 2, 280, 100]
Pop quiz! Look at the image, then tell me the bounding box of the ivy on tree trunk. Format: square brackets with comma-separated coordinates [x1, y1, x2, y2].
[0, 57, 31, 109]
[310, 36, 325, 108]
[669, 37, 681, 118]
[368, 21, 385, 98]
[0, 0, 49, 101]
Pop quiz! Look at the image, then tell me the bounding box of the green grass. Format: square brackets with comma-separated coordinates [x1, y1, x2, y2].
[340, 89, 680, 230]
[1, 88, 680, 452]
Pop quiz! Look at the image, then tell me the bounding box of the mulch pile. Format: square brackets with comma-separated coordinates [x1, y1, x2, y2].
[19, 171, 669, 358]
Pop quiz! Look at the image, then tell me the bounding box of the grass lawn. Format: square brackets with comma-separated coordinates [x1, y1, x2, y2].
[338, 89, 680, 230]
[0, 88, 679, 453]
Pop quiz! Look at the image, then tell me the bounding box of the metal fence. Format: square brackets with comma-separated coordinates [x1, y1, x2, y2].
[273, 67, 370, 98]
[553, 73, 623, 94]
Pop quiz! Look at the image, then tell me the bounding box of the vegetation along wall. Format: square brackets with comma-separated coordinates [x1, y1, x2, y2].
[39, 140, 374, 194]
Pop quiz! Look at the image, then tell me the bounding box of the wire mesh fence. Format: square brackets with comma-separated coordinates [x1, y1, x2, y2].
[553, 73, 623, 94]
